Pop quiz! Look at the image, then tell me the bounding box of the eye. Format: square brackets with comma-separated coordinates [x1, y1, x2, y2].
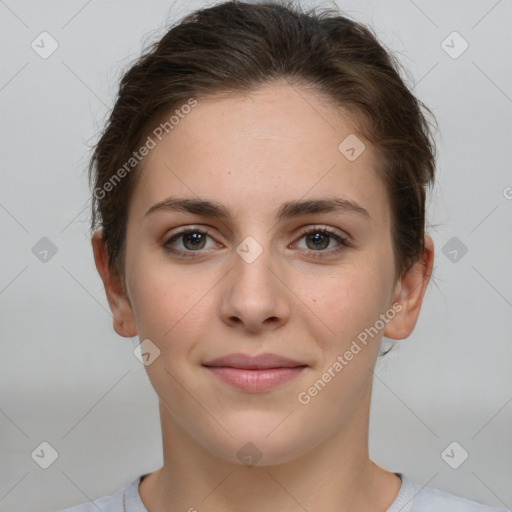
[163, 225, 351, 260]
[293, 226, 351, 259]
[164, 227, 218, 258]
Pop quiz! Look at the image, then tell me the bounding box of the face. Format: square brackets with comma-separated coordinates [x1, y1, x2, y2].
[95, 81, 429, 466]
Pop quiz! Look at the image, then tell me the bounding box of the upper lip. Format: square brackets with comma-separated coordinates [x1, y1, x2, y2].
[203, 353, 307, 370]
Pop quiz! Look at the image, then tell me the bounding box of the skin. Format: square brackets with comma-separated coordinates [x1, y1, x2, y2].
[92, 80, 434, 512]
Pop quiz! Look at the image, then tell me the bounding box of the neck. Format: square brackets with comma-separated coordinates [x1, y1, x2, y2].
[139, 387, 401, 512]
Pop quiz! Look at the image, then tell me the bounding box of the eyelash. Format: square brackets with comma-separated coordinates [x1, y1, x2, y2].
[163, 225, 351, 260]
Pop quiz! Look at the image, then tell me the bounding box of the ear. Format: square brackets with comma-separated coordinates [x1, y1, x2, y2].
[91, 230, 137, 338]
[384, 234, 434, 340]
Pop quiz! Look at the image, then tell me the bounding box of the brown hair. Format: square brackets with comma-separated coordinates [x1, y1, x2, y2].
[88, 0, 436, 287]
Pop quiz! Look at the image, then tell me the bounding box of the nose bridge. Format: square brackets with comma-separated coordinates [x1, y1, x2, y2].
[232, 232, 279, 297]
[238, 236, 276, 290]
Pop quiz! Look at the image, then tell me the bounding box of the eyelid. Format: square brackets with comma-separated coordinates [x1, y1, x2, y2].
[164, 225, 219, 249]
[164, 224, 351, 243]
[293, 224, 351, 244]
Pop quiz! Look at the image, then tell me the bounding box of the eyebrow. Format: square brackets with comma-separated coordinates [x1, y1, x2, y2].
[144, 196, 370, 222]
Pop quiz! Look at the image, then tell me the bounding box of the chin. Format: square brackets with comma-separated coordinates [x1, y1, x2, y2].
[201, 419, 312, 467]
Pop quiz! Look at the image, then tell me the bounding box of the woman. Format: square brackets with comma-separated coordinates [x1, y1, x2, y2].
[59, 1, 508, 511]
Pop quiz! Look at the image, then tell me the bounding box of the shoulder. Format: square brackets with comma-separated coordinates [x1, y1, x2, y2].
[55, 473, 147, 512]
[56, 492, 118, 512]
[390, 474, 510, 512]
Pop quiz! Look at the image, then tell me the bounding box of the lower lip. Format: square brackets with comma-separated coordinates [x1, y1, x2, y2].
[204, 366, 306, 392]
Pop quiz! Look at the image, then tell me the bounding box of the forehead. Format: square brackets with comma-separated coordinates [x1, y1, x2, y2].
[128, 81, 389, 229]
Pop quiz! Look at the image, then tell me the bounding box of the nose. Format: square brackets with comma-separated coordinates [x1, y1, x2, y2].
[219, 242, 291, 334]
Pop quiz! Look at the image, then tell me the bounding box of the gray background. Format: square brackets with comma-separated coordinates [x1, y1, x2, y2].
[1, 0, 511, 510]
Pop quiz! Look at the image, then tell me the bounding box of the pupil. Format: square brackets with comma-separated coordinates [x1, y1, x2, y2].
[186, 233, 204, 249]
[309, 233, 328, 250]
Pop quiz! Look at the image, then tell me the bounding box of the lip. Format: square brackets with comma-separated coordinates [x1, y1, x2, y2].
[204, 366, 306, 392]
[203, 352, 306, 369]
[202, 353, 308, 393]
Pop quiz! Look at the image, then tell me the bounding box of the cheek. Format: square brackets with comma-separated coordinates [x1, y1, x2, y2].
[128, 260, 209, 345]
[304, 262, 392, 350]
[295, 268, 389, 413]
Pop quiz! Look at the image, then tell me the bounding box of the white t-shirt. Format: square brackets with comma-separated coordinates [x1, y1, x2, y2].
[57, 472, 510, 512]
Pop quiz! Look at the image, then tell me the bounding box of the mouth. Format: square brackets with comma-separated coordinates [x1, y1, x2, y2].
[202, 353, 308, 393]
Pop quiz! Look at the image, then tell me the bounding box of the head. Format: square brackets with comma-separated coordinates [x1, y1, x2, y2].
[91, 1, 435, 466]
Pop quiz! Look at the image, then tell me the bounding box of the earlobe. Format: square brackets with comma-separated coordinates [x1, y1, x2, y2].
[91, 230, 137, 338]
[384, 235, 434, 340]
